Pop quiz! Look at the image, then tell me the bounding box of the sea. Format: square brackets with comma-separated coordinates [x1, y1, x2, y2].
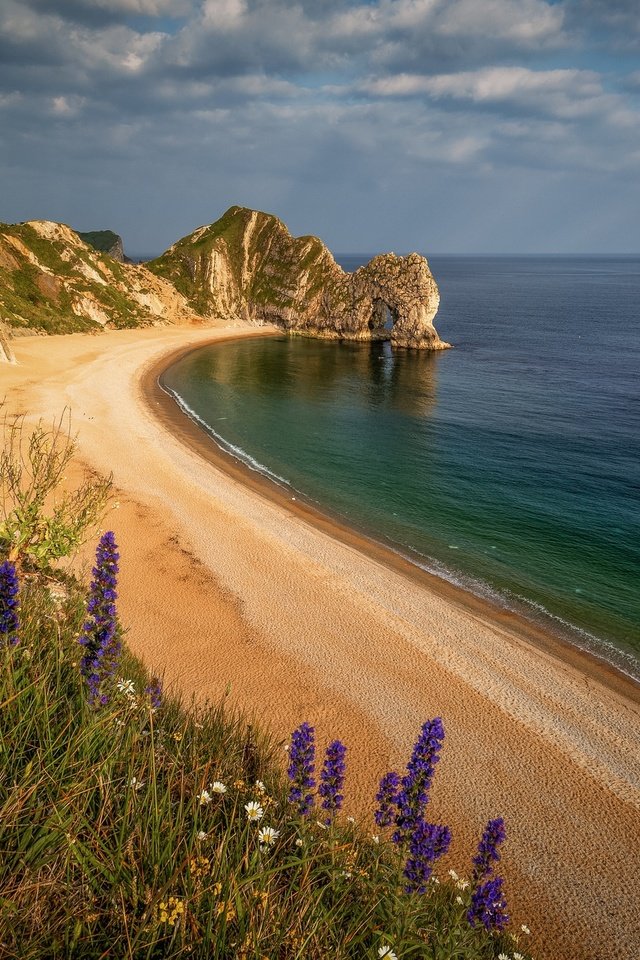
[159, 255, 640, 682]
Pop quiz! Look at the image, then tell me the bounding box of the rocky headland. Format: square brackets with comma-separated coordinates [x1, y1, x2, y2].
[149, 206, 448, 350]
[0, 207, 448, 351]
[77, 229, 131, 263]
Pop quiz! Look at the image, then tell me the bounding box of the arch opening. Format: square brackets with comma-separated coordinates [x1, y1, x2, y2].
[369, 298, 398, 338]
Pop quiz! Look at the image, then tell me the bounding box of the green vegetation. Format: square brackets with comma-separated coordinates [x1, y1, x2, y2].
[0, 223, 154, 334]
[77, 230, 122, 255]
[0, 421, 534, 959]
[0, 410, 112, 572]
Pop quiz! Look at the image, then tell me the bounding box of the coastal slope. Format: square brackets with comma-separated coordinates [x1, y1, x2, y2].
[0, 220, 195, 335]
[148, 206, 448, 349]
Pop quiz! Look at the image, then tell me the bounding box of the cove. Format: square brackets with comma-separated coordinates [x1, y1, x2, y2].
[160, 255, 640, 682]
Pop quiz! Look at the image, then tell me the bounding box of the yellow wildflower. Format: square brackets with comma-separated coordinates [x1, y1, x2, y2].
[157, 896, 184, 926]
[215, 901, 236, 922]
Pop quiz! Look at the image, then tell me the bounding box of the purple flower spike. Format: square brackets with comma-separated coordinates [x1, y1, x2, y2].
[318, 739, 347, 821]
[472, 817, 506, 883]
[467, 875, 509, 932]
[145, 677, 163, 710]
[79, 532, 120, 706]
[287, 722, 316, 816]
[393, 717, 445, 845]
[374, 771, 400, 827]
[0, 560, 19, 646]
[403, 820, 451, 893]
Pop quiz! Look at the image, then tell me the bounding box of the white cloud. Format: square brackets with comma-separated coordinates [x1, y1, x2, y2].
[202, 0, 248, 30]
[50, 93, 85, 115]
[433, 0, 564, 43]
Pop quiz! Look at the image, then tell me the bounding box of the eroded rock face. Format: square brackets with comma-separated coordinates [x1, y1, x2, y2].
[149, 206, 449, 350]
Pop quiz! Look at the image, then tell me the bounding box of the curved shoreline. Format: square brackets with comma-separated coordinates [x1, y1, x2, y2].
[5, 325, 640, 960]
[143, 334, 640, 708]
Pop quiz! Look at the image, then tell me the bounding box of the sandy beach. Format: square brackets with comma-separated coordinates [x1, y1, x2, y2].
[3, 324, 639, 960]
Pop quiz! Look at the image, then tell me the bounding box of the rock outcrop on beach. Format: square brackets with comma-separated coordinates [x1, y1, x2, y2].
[148, 206, 448, 350]
[0, 220, 196, 337]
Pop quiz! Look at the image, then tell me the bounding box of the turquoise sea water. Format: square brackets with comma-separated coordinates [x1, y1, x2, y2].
[160, 256, 640, 681]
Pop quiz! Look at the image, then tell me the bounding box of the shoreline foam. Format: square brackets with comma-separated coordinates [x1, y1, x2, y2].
[4, 326, 640, 960]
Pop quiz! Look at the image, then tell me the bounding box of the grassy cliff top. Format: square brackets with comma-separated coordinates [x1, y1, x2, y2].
[77, 229, 123, 254]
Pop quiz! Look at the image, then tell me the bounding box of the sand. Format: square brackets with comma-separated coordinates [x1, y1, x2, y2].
[2, 325, 639, 960]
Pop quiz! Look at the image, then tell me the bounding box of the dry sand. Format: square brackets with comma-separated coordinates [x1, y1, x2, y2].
[2, 325, 639, 960]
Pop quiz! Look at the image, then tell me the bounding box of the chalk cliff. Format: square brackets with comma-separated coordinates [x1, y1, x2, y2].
[148, 206, 448, 350]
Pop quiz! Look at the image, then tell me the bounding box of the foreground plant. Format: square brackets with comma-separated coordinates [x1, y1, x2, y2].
[0, 409, 111, 570]
[468, 817, 510, 932]
[0, 536, 532, 959]
[78, 530, 120, 705]
[0, 558, 19, 644]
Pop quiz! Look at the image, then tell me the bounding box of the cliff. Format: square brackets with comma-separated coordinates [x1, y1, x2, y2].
[0, 220, 195, 337]
[148, 206, 448, 350]
[0, 208, 448, 351]
[77, 229, 131, 263]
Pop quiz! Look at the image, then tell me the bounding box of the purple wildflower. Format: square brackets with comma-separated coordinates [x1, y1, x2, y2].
[78, 531, 120, 706]
[374, 771, 400, 828]
[287, 722, 316, 816]
[145, 677, 163, 710]
[472, 817, 506, 883]
[467, 875, 509, 932]
[403, 820, 451, 893]
[318, 739, 347, 821]
[393, 717, 445, 845]
[0, 560, 19, 646]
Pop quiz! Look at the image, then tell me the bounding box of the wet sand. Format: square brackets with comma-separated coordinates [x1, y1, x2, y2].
[3, 325, 640, 960]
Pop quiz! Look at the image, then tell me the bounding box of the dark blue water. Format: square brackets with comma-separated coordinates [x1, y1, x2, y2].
[161, 256, 640, 681]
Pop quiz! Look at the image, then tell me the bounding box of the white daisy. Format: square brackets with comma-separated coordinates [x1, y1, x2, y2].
[117, 679, 135, 696]
[254, 780, 266, 794]
[244, 801, 264, 821]
[295, 838, 304, 847]
[378, 947, 397, 959]
[198, 790, 212, 805]
[210, 781, 227, 794]
[197, 831, 208, 841]
[258, 826, 279, 846]
[129, 777, 145, 791]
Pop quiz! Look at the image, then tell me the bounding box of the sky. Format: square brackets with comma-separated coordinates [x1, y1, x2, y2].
[1, 0, 639, 255]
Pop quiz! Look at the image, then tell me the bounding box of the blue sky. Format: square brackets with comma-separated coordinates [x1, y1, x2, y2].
[1, 0, 639, 254]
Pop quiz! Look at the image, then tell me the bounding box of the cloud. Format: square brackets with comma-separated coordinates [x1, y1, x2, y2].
[23, 0, 194, 26]
[0, 0, 639, 253]
[564, 0, 640, 50]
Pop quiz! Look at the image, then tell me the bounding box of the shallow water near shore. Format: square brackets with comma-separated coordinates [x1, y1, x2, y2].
[161, 255, 640, 681]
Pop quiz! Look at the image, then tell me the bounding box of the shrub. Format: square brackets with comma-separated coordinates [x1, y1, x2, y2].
[0, 409, 112, 571]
